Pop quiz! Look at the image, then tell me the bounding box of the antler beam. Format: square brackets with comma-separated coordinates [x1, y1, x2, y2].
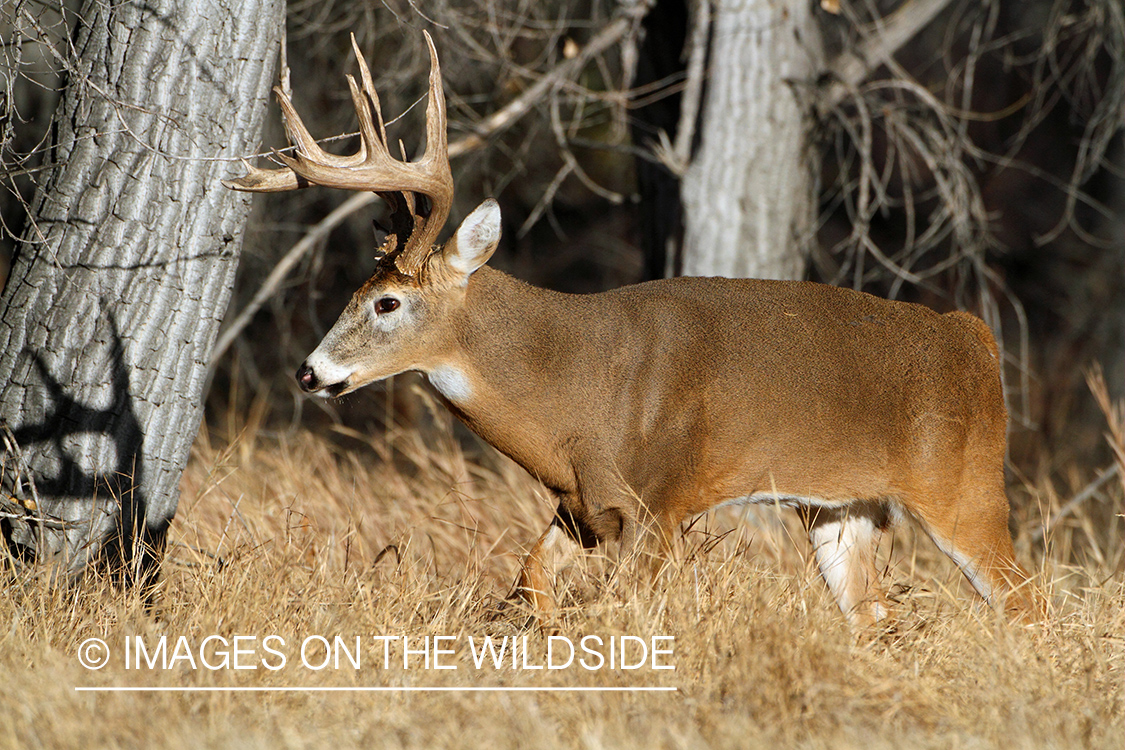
[224, 32, 453, 275]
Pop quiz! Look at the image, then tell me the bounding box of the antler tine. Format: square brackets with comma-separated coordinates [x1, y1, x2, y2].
[394, 30, 453, 275]
[222, 77, 367, 192]
[420, 31, 449, 169]
[344, 75, 380, 162]
[350, 34, 389, 154]
[221, 158, 300, 192]
[276, 86, 366, 169]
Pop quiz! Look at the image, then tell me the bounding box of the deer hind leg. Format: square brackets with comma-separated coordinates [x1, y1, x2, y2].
[803, 502, 892, 628]
[909, 487, 1042, 621]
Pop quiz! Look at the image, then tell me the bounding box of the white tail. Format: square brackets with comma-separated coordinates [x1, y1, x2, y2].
[226, 35, 1042, 626]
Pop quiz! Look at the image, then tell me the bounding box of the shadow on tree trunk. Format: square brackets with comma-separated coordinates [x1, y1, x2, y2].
[1, 311, 165, 596]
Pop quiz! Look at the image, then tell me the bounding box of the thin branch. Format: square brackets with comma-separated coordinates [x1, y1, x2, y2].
[0, 425, 75, 531]
[210, 191, 376, 366]
[450, 15, 634, 157]
[547, 91, 624, 206]
[1030, 463, 1122, 543]
[672, 0, 710, 172]
[517, 161, 573, 239]
[823, 0, 957, 110]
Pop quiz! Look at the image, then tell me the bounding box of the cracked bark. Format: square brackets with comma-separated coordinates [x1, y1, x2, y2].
[680, 0, 823, 280]
[0, 0, 282, 583]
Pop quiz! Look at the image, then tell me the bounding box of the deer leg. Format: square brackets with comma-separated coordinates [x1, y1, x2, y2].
[803, 502, 892, 628]
[619, 508, 679, 585]
[909, 488, 1043, 621]
[516, 506, 596, 616]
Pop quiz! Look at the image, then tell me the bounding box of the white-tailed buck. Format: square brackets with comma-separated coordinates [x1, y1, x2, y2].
[226, 33, 1041, 626]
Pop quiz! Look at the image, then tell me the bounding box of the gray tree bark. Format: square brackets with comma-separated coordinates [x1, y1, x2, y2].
[680, 0, 823, 280]
[0, 0, 282, 583]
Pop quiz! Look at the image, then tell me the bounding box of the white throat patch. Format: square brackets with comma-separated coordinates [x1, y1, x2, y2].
[427, 364, 473, 403]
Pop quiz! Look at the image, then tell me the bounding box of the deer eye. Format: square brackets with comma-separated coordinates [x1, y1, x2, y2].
[374, 297, 400, 315]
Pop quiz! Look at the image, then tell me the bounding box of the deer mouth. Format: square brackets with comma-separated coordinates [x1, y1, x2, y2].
[321, 380, 353, 398]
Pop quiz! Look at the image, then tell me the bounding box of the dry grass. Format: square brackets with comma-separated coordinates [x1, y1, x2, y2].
[0, 387, 1122, 749]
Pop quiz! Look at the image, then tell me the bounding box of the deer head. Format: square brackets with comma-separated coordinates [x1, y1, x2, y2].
[225, 32, 502, 397]
[295, 199, 500, 397]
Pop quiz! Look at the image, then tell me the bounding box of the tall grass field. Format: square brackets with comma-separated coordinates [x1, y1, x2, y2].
[1, 380, 1121, 749]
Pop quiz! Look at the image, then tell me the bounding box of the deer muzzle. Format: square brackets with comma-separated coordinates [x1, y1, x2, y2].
[295, 361, 352, 398]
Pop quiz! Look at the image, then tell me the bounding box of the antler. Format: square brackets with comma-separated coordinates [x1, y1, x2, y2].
[224, 32, 453, 276]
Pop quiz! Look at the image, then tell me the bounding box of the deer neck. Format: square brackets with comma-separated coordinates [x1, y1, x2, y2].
[423, 266, 599, 491]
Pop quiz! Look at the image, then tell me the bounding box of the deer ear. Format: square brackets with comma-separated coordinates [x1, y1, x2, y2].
[443, 199, 501, 281]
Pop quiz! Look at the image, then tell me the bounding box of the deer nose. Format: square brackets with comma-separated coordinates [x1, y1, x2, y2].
[296, 362, 319, 392]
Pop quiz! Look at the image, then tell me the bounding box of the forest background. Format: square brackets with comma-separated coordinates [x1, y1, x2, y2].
[0, 1, 1121, 747]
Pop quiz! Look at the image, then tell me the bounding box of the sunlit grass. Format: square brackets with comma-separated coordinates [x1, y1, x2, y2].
[0, 382, 1121, 748]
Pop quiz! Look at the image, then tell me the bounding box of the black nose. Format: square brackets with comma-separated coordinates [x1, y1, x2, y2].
[296, 363, 318, 392]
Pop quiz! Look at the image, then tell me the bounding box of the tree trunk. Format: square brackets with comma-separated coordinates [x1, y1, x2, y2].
[0, 0, 281, 583]
[680, 0, 823, 280]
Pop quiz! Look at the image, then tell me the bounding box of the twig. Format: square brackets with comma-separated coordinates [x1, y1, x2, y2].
[0, 507, 74, 531]
[824, 0, 957, 110]
[670, 0, 711, 175]
[547, 91, 625, 206]
[0, 425, 76, 531]
[450, 14, 634, 156]
[210, 191, 376, 365]
[1, 424, 41, 513]
[1031, 463, 1122, 543]
[517, 162, 574, 239]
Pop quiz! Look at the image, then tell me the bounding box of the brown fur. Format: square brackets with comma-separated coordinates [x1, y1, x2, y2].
[303, 251, 1041, 626]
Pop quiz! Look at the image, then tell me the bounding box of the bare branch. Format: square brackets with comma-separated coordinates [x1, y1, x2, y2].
[210, 191, 376, 366]
[671, 0, 710, 174]
[450, 15, 634, 157]
[823, 0, 958, 109]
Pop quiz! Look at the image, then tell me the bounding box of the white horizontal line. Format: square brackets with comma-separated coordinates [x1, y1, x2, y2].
[75, 686, 677, 693]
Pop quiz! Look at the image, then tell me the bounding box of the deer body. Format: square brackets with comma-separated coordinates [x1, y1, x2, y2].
[226, 34, 1038, 626]
[298, 234, 1032, 625]
[429, 265, 1002, 534]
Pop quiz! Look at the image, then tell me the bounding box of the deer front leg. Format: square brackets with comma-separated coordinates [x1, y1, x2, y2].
[517, 471, 648, 616]
[517, 514, 586, 616]
[517, 507, 683, 622]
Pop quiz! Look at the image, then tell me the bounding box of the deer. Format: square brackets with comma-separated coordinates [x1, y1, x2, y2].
[224, 33, 1042, 628]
